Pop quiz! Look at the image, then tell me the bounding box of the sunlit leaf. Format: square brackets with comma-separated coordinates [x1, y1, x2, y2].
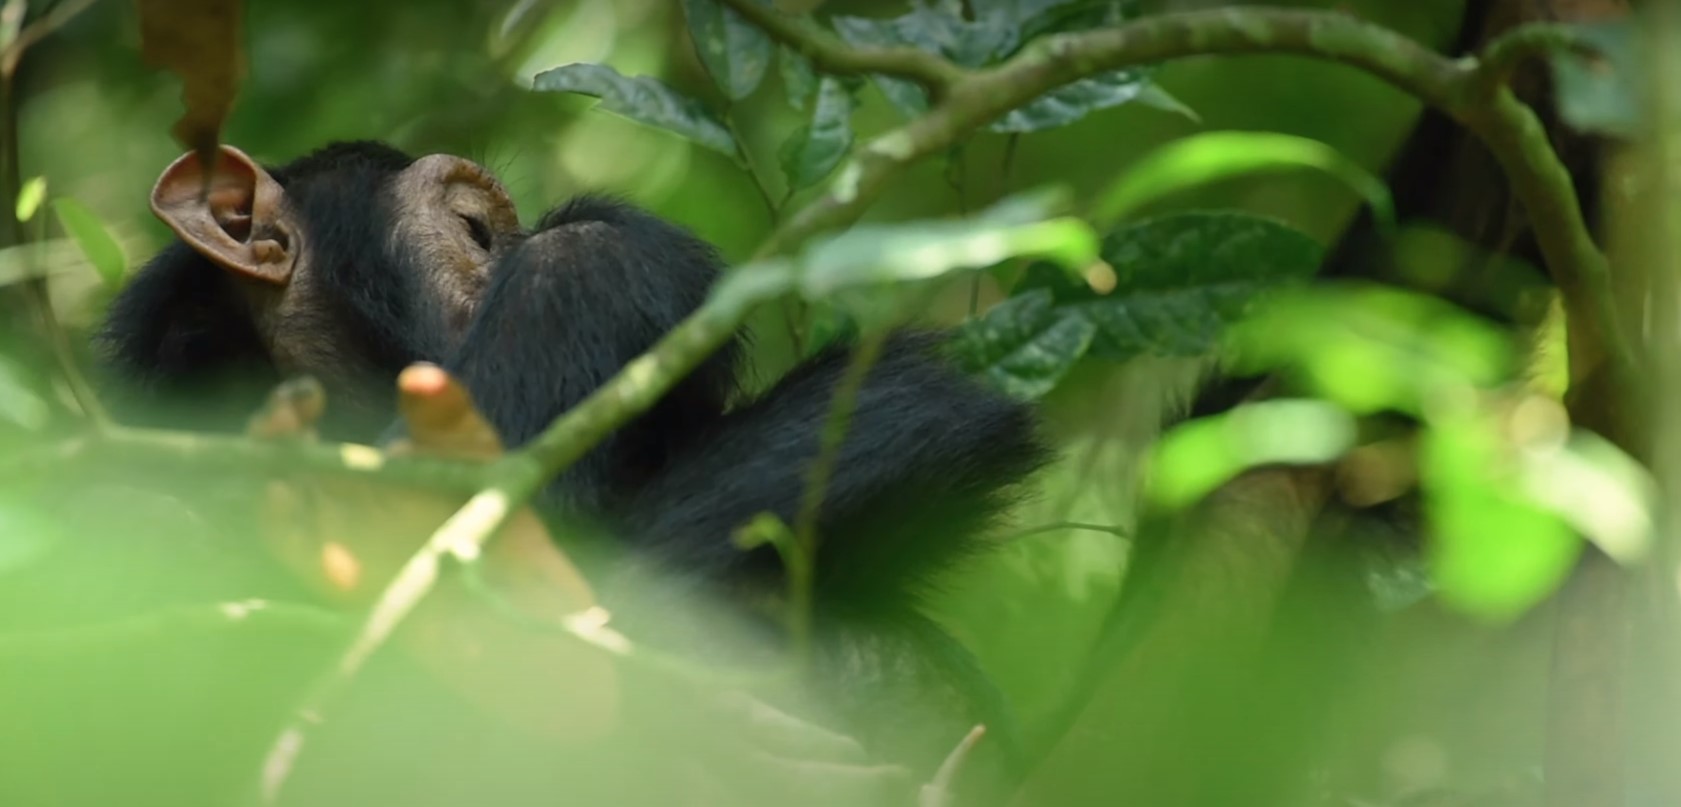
[533, 63, 737, 157]
[1093, 131, 1394, 228]
[51, 198, 127, 287]
[137, 0, 245, 163]
[779, 46, 817, 111]
[778, 77, 855, 190]
[14, 176, 44, 223]
[1548, 19, 1638, 138]
[1017, 212, 1324, 361]
[990, 68, 1154, 133]
[1422, 411, 1582, 622]
[1229, 285, 1514, 417]
[683, 0, 773, 101]
[1146, 399, 1356, 509]
[1521, 426, 1654, 565]
[950, 289, 1096, 399]
[799, 191, 1096, 297]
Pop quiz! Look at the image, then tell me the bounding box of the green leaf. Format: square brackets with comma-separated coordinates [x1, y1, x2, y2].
[51, 198, 128, 287]
[1093, 131, 1394, 229]
[1146, 399, 1357, 509]
[683, 0, 773, 101]
[1548, 19, 1639, 138]
[950, 288, 1096, 399]
[778, 77, 856, 190]
[1422, 411, 1582, 622]
[1018, 212, 1323, 361]
[779, 46, 818, 111]
[799, 190, 1096, 297]
[533, 63, 737, 157]
[14, 176, 46, 223]
[1228, 285, 1514, 417]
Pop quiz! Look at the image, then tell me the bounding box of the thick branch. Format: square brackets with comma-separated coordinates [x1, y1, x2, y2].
[716, 0, 964, 93]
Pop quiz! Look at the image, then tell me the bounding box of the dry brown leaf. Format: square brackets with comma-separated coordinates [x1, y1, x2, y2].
[136, 0, 245, 171]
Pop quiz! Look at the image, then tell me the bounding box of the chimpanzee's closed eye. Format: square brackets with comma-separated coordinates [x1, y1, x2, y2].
[461, 213, 493, 250]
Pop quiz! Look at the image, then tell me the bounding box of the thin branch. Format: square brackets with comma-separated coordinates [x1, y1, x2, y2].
[1002, 520, 1130, 543]
[1, 0, 102, 77]
[0, 600, 344, 659]
[1475, 21, 1598, 88]
[919, 724, 987, 807]
[716, 0, 964, 95]
[725, 110, 782, 226]
[0, 425, 492, 492]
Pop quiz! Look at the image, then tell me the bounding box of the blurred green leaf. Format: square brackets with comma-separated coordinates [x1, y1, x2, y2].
[1146, 399, 1357, 509]
[1548, 19, 1638, 138]
[1229, 284, 1514, 416]
[1521, 425, 1654, 566]
[778, 77, 855, 191]
[1093, 131, 1394, 228]
[51, 198, 128, 287]
[779, 46, 818, 111]
[1422, 411, 1582, 622]
[683, 0, 773, 101]
[799, 190, 1096, 297]
[0, 352, 48, 432]
[0, 496, 60, 576]
[533, 63, 737, 157]
[14, 176, 45, 223]
[1018, 212, 1323, 361]
[950, 289, 1097, 399]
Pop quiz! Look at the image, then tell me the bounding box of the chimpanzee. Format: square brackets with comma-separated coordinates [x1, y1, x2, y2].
[88, 140, 1051, 804]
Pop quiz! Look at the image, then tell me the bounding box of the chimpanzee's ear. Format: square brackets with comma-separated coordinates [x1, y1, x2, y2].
[151, 145, 297, 285]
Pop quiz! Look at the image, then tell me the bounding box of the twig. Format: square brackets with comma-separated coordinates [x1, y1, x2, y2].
[0, 425, 492, 492]
[0, 599, 344, 659]
[919, 724, 987, 807]
[716, 0, 963, 95]
[1475, 22, 1597, 88]
[787, 330, 888, 655]
[0, 0, 102, 77]
[725, 110, 782, 226]
[1002, 521, 1129, 543]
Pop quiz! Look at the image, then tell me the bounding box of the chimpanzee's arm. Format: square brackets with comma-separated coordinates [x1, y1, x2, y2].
[619, 332, 1050, 606]
[437, 196, 743, 511]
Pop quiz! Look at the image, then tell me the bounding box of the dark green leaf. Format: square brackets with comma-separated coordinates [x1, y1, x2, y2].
[778, 77, 855, 190]
[779, 46, 818, 111]
[533, 63, 736, 157]
[51, 198, 128, 287]
[683, 0, 773, 101]
[1019, 212, 1323, 361]
[1548, 20, 1639, 138]
[989, 68, 1153, 133]
[951, 289, 1096, 399]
